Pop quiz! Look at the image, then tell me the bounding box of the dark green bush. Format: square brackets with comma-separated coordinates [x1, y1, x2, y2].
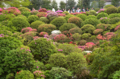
[6, 73, 14, 79]
[76, 14, 87, 21]
[17, 15, 27, 20]
[65, 14, 74, 21]
[78, 40, 87, 45]
[89, 35, 96, 41]
[96, 23, 111, 30]
[0, 14, 6, 22]
[87, 15, 97, 19]
[71, 33, 81, 42]
[69, 27, 82, 34]
[3, 48, 34, 73]
[18, 7, 31, 17]
[38, 24, 56, 34]
[106, 6, 118, 14]
[68, 17, 83, 27]
[48, 53, 66, 67]
[100, 17, 109, 24]
[28, 15, 39, 24]
[48, 67, 72, 79]
[83, 18, 100, 27]
[81, 33, 91, 40]
[108, 13, 120, 19]
[113, 70, 120, 79]
[97, 12, 108, 19]
[29, 38, 57, 63]
[109, 17, 120, 24]
[30, 20, 44, 29]
[8, 17, 30, 31]
[104, 5, 114, 8]
[93, 29, 103, 35]
[59, 23, 78, 32]
[40, 17, 49, 23]
[66, 52, 87, 77]
[15, 70, 34, 79]
[50, 17, 67, 29]
[81, 24, 95, 34]
[118, 7, 120, 13]
[88, 10, 97, 15]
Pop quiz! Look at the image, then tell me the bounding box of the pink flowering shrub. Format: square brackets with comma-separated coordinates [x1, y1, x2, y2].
[38, 8, 47, 12]
[7, 7, 21, 15]
[21, 27, 37, 33]
[37, 12, 47, 18]
[85, 42, 95, 50]
[54, 34, 67, 43]
[98, 9, 106, 13]
[58, 13, 66, 16]
[39, 32, 48, 37]
[100, 17, 109, 24]
[97, 34, 106, 40]
[0, 34, 4, 37]
[0, 8, 3, 12]
[47, 12, 58, 21]
[93, 29, 103, 35]
[96, 24, 111, 30]
[33, 70, 45, 79]
[114, 24, 120, 31]
[104, 32, 115, 40]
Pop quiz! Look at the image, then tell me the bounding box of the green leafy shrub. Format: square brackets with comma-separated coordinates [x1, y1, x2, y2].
[40, 17, 49, 23]
[104, 4, 114, 8]
[65, 14, 74, 21]
[0, 14, 6, 22]
[113, 70, 120, 79]
[3, 48, 34, 73]
[5, 14, 15, 20]
[18, 7, 31, 17]
[78, 40, 87, 45]
[15, 70, 34, 79]
[48, 67, 72, 79]
[93, 29, 103, 35]
[108, 13, 120, 18]
[81, 24, 95, 34]
[33, 70, 45, 79]
[81, 33, 91, 40]
[0, 30, 13, 36]
[95, 8, 100, 12]
[50, 17, 67, 29]
[59, 23, 78, 32]
[48, 53, 66, 67]
[109, 17, 120, 24]
[22, 11, 31, 17]
[1, 20, 9, 26]
[69, 27, 82, 34]
[57, 43, 82, 55]
[89, 35, 96, 41]
[38, 24, 56, 34]
[6, 73, 14, 79]
[87, 15, 97, 19]
[88, 10, 97, 15]
[106, 6, 118, 14]
[8, 17, 30, 31]
[66, 52, 87, 77]
[63, 11, 69, 15]
[71, 33, 81, 41]
[30, 20, 44, 29]
[29, 38, 57, 63]
[97, 12, 108, 19]
[100, 17, 109, 24]
[96, 23, 111, 30]
[28, 15, 39, 24]
[47, 12, 58, 21]
[76, 14, 87, 21]
[118, 7, 120, 13]
[37, 12, 47, 18]
[68, 17, 83, 27]
[54, 34, 68, 43]
[83, 18, 100, 27]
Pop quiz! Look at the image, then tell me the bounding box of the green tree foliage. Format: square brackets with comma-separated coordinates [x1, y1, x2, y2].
[51, 0, 58, 10]
[76, 0, 83, 8]
[91, 0, 98, 8]
[112, 0, 120, 7]
[42, 0, 51, 9]
[83, 0, 90, 9]
[66, 0, 76, 10]
[99, 0, 105, 8]
[59, 1, 66, 10]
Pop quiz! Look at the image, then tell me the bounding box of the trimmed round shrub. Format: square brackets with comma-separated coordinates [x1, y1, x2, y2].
[47, 12, 58, 21]
[48, 67, 72, 79]
[97, 12, 108, 19]
[0, 30, 13, 36]
[3, 48, 34, 73]
[76, 14, 87, 21]
[37, 12, 47, 18]
[113, 70, 120, 79]
[40, 17, 49, 23]
[30, 20, 44, 29]
[66, 52, 87, 76]
[108, 13, 120, 19]
[29, 38, 57, 63]
[78, 40, 87, 45]
[93, 29, 103, 35]
[9, 17, 30, 31]
[31, 10, 39, 15]
[81, 24, 95, 34]
[89, 35, 96, 41]
[69, 27, 82, 34]
[59, 23, 78, 32]
[109, 17, 120, 24]
[63, 11, 69, 15]
[68, 17, 83, 27]
[28, 15, 39, 24]
[87, 15, 97, 19]
[33, 70, 45, 78]
[104, 4, 114, 8]
[106, 6, 118, 14]
[118, 7, 120, 13]
[38, 24, 56, 34]
[21, 27, 37, 33]
[15, 70, 34, 79]
[48, 53, 66, 67]
[65, 14, 74, 21]
[57, 43, 82, 55]
[88, 10, 97, 15]
[98, 9, 106, 13]
[54, 34, 68, 43]
[83, 18, 100, 27]
[38, 8, 47, 12]
[81, 33, 91, 40]
[71, 33, 81, 41]
[50, 17, 67, 29]
[39, 32, 48, 37]
[96, 24, 111, 30]
[5, 14, 15, 21]
[18, 7, 31, 17]
[17, 15, 27, 20]
[100, 17, 109, 24]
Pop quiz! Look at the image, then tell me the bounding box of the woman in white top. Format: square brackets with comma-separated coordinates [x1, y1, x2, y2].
[52, 7, 55, 12]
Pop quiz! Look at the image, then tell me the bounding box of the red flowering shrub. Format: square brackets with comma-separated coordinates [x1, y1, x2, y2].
[7, 7, 21, 15]
[93, 29, 103, 35]
[39, 32, 48, 37]
[38, 8, 47, 12]
[85, 42, 95, 49]
[54, 34, 67, 43]
[97, 34, 106, 40]
[97, 9, 106, 13]
[96, 24, 111, 30]
[58, 13, 66, 16]
[37, 12, 47, 18]
[68, 17, 83, 27]
[0, 8, 3, 12]
[104, 32, 115, 40]
[47, 12, 58, 21]
[69, 27, 82, 34]
[114, 24, 120, 31]
[33, 70, 45, 78]
[21, 27, 37, 33]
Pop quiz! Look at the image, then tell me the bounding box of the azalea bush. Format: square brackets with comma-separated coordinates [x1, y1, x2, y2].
[69, 27, 82, 34]
[100, 17, 109, 24]
[39, 32, 48, 37]
[71, 33, 81, 42]
[96, 24, 111, 31]
[108, 13, 120, 19]
[38, 8, 47, 12]
[78, 40, 87, 45]
[37, 12, 47, 18]
[97, 12, 108, 19]
[106, 6, 118, 14]
[7, 7, 21, 15]
[21, 27, 37, 33]
[76, 14, 87, 21]
[40, 17, 49, 23]
[47, 12, 58, 21]
[109, 17, 120, 24]
[30, 20, 44, 29]
[93, 29, 103, 35]
[81, 33, 91, 40]
[33, 70, 45, 79]
[54, 34, 68, 43]
[65, 14, 74, 21]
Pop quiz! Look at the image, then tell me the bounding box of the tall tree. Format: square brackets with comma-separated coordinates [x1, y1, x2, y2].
[99, 0, 105, 8]
[0, 0, 30, 8]
[91, 0, 98, 8]
[111, 0, 120, 7]
[76, 0, 83, 8]
[83, 0, 90, 9]
[66, 0, 76, 10]
[51, 0, 58, 10]
[42, 0, 51, 9]
[59, 1, 66, 10]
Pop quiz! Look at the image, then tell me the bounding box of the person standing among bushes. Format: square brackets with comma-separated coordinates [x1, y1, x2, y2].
[52, 7, 55, 12]
[82, 7, 85, 12]
[72, 7, 75, 13]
